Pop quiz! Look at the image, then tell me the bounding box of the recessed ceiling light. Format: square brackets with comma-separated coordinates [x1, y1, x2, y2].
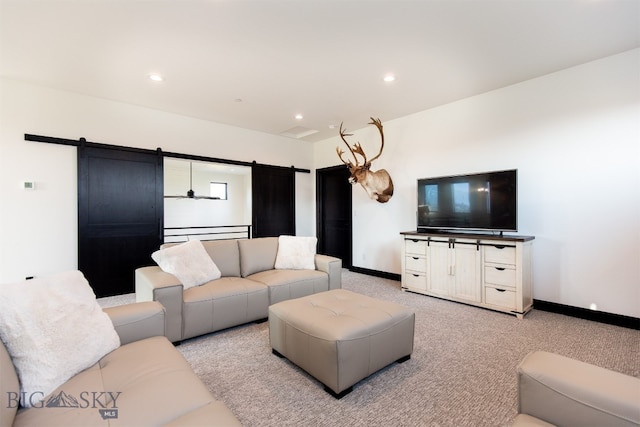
[295, 114, 304, 120]
[149, 73, 163, 82]
[383, 74, 396, 82]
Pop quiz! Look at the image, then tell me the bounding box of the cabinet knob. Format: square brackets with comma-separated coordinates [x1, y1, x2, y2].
[495, 288, 507, 293]
[495, 267, 506, 271]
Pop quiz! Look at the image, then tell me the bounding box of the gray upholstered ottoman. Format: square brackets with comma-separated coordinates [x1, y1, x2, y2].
[268, 289, 415, 398]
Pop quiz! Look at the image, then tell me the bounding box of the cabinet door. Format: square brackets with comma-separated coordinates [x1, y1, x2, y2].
[427, 241, 451, 296]
[452, 244, 482, 302]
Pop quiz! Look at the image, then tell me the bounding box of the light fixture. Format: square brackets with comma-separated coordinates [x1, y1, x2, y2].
[149, 73, 164, 82]
[295, 114, 304, 120]
[383, 74, 396, 83]
[164, 162, 220, 200]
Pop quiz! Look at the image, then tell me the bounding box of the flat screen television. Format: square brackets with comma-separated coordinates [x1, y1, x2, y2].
[417, 169, 517, 234]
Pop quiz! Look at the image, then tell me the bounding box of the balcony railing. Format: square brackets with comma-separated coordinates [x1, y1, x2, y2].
[164, 225, 252, 243]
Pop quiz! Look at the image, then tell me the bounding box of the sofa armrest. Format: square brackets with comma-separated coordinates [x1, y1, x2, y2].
[315, 254, 342, 290]
[135, 266, 185, 343]
[516, 351, 640, 427]
[104, 301, 166, 345]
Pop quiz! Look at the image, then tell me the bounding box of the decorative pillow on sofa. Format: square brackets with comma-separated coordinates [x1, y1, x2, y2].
[152, 239, 221, 289]
[0, 270, 120, 408]
[274, 235, 317, 270]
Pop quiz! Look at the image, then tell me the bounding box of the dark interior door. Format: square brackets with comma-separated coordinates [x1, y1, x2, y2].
[78, 145, 163, 297]
[317, 165, 352, 268]
[251, 164, 295, 238]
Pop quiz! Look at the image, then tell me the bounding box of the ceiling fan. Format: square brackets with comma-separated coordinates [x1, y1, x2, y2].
[164, 162, 220, 200]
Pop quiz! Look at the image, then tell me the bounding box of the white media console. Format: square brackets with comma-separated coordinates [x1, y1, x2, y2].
[400, 231, 534, 318]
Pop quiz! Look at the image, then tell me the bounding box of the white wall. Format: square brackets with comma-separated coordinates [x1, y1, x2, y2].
[0, 79, 314, 283]
[314, 49, 640, 318]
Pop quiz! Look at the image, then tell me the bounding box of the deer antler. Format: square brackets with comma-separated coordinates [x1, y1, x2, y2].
[336, 147, 351, 166]
[366, 117, 385, 164]
[337, 118, 385, 167]
[337, 122, 360, 167]
[351, 142, 368, 165]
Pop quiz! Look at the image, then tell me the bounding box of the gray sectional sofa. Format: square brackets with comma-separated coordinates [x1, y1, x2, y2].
[1, 301, 241, 427]
[135, 237, 342, 343]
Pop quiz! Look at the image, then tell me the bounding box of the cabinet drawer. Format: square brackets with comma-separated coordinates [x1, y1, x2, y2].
[484, 266, 516, 288]
[484, 245, 516, 264]
[485, 286, 516, 310]
[405, 239, 427, 256]
[403, 271, 427, 290]
[405, 255, 426, 273]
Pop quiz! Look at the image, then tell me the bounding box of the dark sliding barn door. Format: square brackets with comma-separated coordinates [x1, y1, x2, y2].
[78, 145, 163, 297]
[252, 164, 295, 237]
[317, 165, 352, 268]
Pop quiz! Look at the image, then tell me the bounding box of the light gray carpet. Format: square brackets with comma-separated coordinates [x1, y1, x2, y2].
[99, 270, 640, 426]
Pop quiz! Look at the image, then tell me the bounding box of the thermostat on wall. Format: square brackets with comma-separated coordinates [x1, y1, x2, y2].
[23, 181, 35, 190]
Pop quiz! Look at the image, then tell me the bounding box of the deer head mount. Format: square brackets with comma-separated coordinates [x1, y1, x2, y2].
[336, 117, 394, 203]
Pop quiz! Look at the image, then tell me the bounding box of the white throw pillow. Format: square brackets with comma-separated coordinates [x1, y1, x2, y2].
[152, 240, 221, 289]
[275, 235, 317, 270]
[0, 270, 120, 408]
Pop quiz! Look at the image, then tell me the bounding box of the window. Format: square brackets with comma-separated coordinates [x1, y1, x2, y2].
[452, 182, 470, 213]
[423, 184, 438, 211]
[210, 182, 227, 200]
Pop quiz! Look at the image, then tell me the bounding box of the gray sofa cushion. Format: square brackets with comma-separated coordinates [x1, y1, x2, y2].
[182, 277, 269, 340]
[248, 269, 329, 305]
[202, 239, 242, 277]
[238, 237, 278, 277]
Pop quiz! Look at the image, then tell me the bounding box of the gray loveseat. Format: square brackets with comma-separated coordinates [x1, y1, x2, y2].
[1, 301, 241, 426]
[135, 237, 342, 343]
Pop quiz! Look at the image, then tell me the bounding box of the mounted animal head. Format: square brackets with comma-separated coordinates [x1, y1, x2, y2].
[336, 117, 394, 203]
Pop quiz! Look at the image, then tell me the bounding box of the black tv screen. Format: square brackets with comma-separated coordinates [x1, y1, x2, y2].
[417, 169, 517, 233]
